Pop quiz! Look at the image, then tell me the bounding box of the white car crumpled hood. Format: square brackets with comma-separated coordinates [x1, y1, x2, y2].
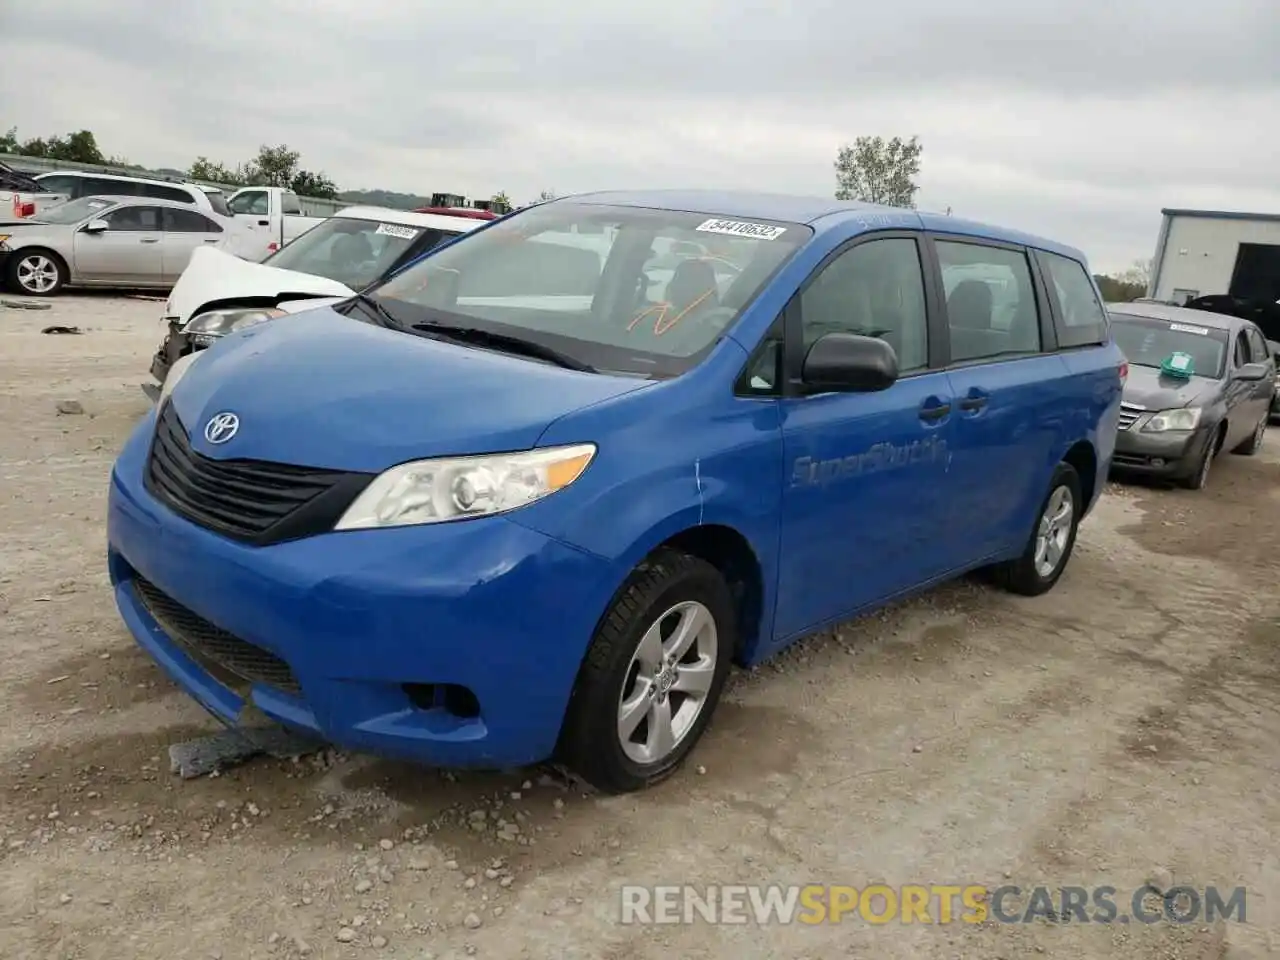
[164, 245, 356, 325]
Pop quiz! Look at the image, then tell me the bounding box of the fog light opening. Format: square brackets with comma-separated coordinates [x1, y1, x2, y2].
[402, 682, 480, 719]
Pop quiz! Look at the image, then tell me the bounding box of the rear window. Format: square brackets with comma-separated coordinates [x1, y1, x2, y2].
[1038, 251, 1108, 348]
[137, 182, 195, 204]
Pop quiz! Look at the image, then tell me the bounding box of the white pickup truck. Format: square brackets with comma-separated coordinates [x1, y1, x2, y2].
[225, 186, 326, 261]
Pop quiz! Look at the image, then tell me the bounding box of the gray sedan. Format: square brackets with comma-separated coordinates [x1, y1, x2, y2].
[1108, 301, 1276, 490]
[0, 195, 234, 296]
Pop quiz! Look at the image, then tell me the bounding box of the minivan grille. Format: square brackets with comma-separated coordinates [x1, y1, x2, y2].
[1117, 403, 1143, 431]
[133, 576, 301, 695]
[144, 402, 371, 545]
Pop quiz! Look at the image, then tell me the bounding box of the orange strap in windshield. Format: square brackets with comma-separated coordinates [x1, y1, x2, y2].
[627, 288, 716, 337]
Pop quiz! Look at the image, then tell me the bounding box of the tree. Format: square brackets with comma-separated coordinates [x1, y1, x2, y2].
[834, 135, 922, 208]
[491, 190, 512, 213]
[188, 156, 241, 184]
[290, 170, 337, 200]
[1116, 258, 1152, 291]
[1, 126, 106, 164]
[253, 144, 301, 188]
[1094, 273, 1146, 303]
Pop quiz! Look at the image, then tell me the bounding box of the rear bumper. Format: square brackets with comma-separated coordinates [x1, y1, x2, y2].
[106, 412, 621, 769]
[1110, 426, 1211, 478]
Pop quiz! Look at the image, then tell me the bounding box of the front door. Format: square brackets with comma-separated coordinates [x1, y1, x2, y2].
[71, 204, 165, 285]
[773, 233, 957, 644]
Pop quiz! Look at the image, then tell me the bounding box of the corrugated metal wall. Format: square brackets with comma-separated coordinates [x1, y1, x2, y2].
[1, 152, 347, 217]
[1153, 215, 1280, 301]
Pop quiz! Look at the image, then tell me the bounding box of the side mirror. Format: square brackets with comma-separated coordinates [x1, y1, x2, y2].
[1235, 362, 1269, 382]
[801, 332, 899, 392]
[83, 219, 108, 233]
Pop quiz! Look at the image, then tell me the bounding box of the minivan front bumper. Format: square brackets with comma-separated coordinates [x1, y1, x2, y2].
[107, 411, 618, 769]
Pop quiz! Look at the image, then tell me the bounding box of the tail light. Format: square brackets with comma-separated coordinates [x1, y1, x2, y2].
[266, 242, 279, 254]
[1118, 360, 1129, 384]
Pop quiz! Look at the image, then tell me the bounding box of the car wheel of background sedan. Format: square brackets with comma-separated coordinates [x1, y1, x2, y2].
[1231, 416, 1266, 456]
[990, 462, 1082, 597]
[558, 548, 734, 794]
[5, 249, 67, 296]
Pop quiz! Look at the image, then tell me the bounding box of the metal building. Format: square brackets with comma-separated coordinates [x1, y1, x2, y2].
[1148, 208, 1280, 304]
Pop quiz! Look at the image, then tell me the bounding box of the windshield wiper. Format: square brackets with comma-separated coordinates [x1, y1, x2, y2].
[410, 321, 596, 372]
[339, 291, 403, 329]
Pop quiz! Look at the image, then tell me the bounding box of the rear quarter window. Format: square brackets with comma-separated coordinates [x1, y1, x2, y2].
[138, 183, 196, 204]
[1037, 251, 1108, 349]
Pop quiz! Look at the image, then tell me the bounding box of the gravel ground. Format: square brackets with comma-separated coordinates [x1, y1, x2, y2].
[2, 293, 1279, 960]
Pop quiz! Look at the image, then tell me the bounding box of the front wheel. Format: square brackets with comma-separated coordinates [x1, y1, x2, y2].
[6, 249, 67, 296]
[559, 549, 734, 793]
[990, 462, 1082, 597]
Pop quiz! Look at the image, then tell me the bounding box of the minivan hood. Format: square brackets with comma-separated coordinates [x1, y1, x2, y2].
[1121, 364, 1217, 410]
[170, 307, 651, 472]
[165, 246, 355, 325]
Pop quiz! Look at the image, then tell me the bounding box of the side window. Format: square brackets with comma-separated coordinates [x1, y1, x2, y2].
[139, 183, 194, 204]
[35, 175, 76, 194]
[737, 317, 784, 395]
[83, 177, 131, 199]
[798, 237, 929, 372]
[280, 191, 303, 215]
[1246, 328, 1269, 363]
[937, 241, 1041, 363]
[229, 190, 269, 216]
[1040, 251, 1107, 348]
[163, 208, 222, 233]
[1234, 332, 1250, 368]
[104, 205, 162, 232]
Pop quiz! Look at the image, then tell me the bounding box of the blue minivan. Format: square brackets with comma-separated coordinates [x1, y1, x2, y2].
[107, 191, 1124, 792]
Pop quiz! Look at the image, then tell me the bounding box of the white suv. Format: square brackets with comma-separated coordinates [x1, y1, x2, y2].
[32, 171, 231, 216]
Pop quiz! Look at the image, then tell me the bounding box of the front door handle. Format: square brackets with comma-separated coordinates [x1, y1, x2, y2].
[203, 237, 220, 243]
[919, 400, 951, 422]
[257, 219, 270, 226]
[959, 396, 988, 411]
[139, 237, 159, 243]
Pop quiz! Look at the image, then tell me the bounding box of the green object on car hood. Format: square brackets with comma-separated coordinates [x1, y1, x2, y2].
[1160, 351, 1195, 379]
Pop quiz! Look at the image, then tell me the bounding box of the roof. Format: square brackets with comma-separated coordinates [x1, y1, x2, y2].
[560, 189, 1086, 262]
[1106, 300, 1242, 331]
[36, 169, 207, 191]
[76, 193, 222, 210]
[333, 205, 486, 233]
[1160, 208, 1280, 225]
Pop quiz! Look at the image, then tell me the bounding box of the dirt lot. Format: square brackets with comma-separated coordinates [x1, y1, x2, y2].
[2, 293, 1278, 960]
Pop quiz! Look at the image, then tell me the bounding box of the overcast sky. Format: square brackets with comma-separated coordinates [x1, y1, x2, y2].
[2, 0, 1277, 273]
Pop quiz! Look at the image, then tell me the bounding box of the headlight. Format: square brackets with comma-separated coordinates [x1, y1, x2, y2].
[158, 350, 203, 405]
[1142, 407, 1202, 432]
[182, 306, 285, 341]
[334, 444, 597, 530]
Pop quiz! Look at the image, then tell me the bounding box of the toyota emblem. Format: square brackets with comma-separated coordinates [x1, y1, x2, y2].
[204, 412, 240, 445]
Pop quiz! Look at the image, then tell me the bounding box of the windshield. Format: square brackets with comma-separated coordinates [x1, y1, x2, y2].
[31, 196, 116, 225]
[263, 217, 455, 288]
[1109, 312, 1228, 379]
[374, 202, 809, 377]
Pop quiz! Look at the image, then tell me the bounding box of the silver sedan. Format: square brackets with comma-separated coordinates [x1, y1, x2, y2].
[0, 195, 235, 296]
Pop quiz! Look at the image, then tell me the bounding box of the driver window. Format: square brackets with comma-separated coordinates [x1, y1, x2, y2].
[1234, 332, 1250, 368]
[229, 191, 269, 216]
[799, 237, 928, 372]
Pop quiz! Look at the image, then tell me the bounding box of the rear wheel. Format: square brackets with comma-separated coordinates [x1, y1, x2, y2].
[990, 462, 1082, 597]
[559, 549, 734, 793]
[5, 249, 67, 296]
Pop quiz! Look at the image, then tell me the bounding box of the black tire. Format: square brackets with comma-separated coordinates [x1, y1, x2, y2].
[1180, 429, 1221, 489]
[990, 462, 1082, 597]
[558, 549, 735, 793]
[5, 248, 67, 296]
[1231, 416, 1266, 456]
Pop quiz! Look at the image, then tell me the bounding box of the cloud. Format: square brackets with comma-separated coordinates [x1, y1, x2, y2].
[1, 0, 1276, 273]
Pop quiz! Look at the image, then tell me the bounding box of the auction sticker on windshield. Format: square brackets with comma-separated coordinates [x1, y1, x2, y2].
[376, 223, 420, 240]
[1169, 323, 1210, 335]
[695, 218, 787, 241]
